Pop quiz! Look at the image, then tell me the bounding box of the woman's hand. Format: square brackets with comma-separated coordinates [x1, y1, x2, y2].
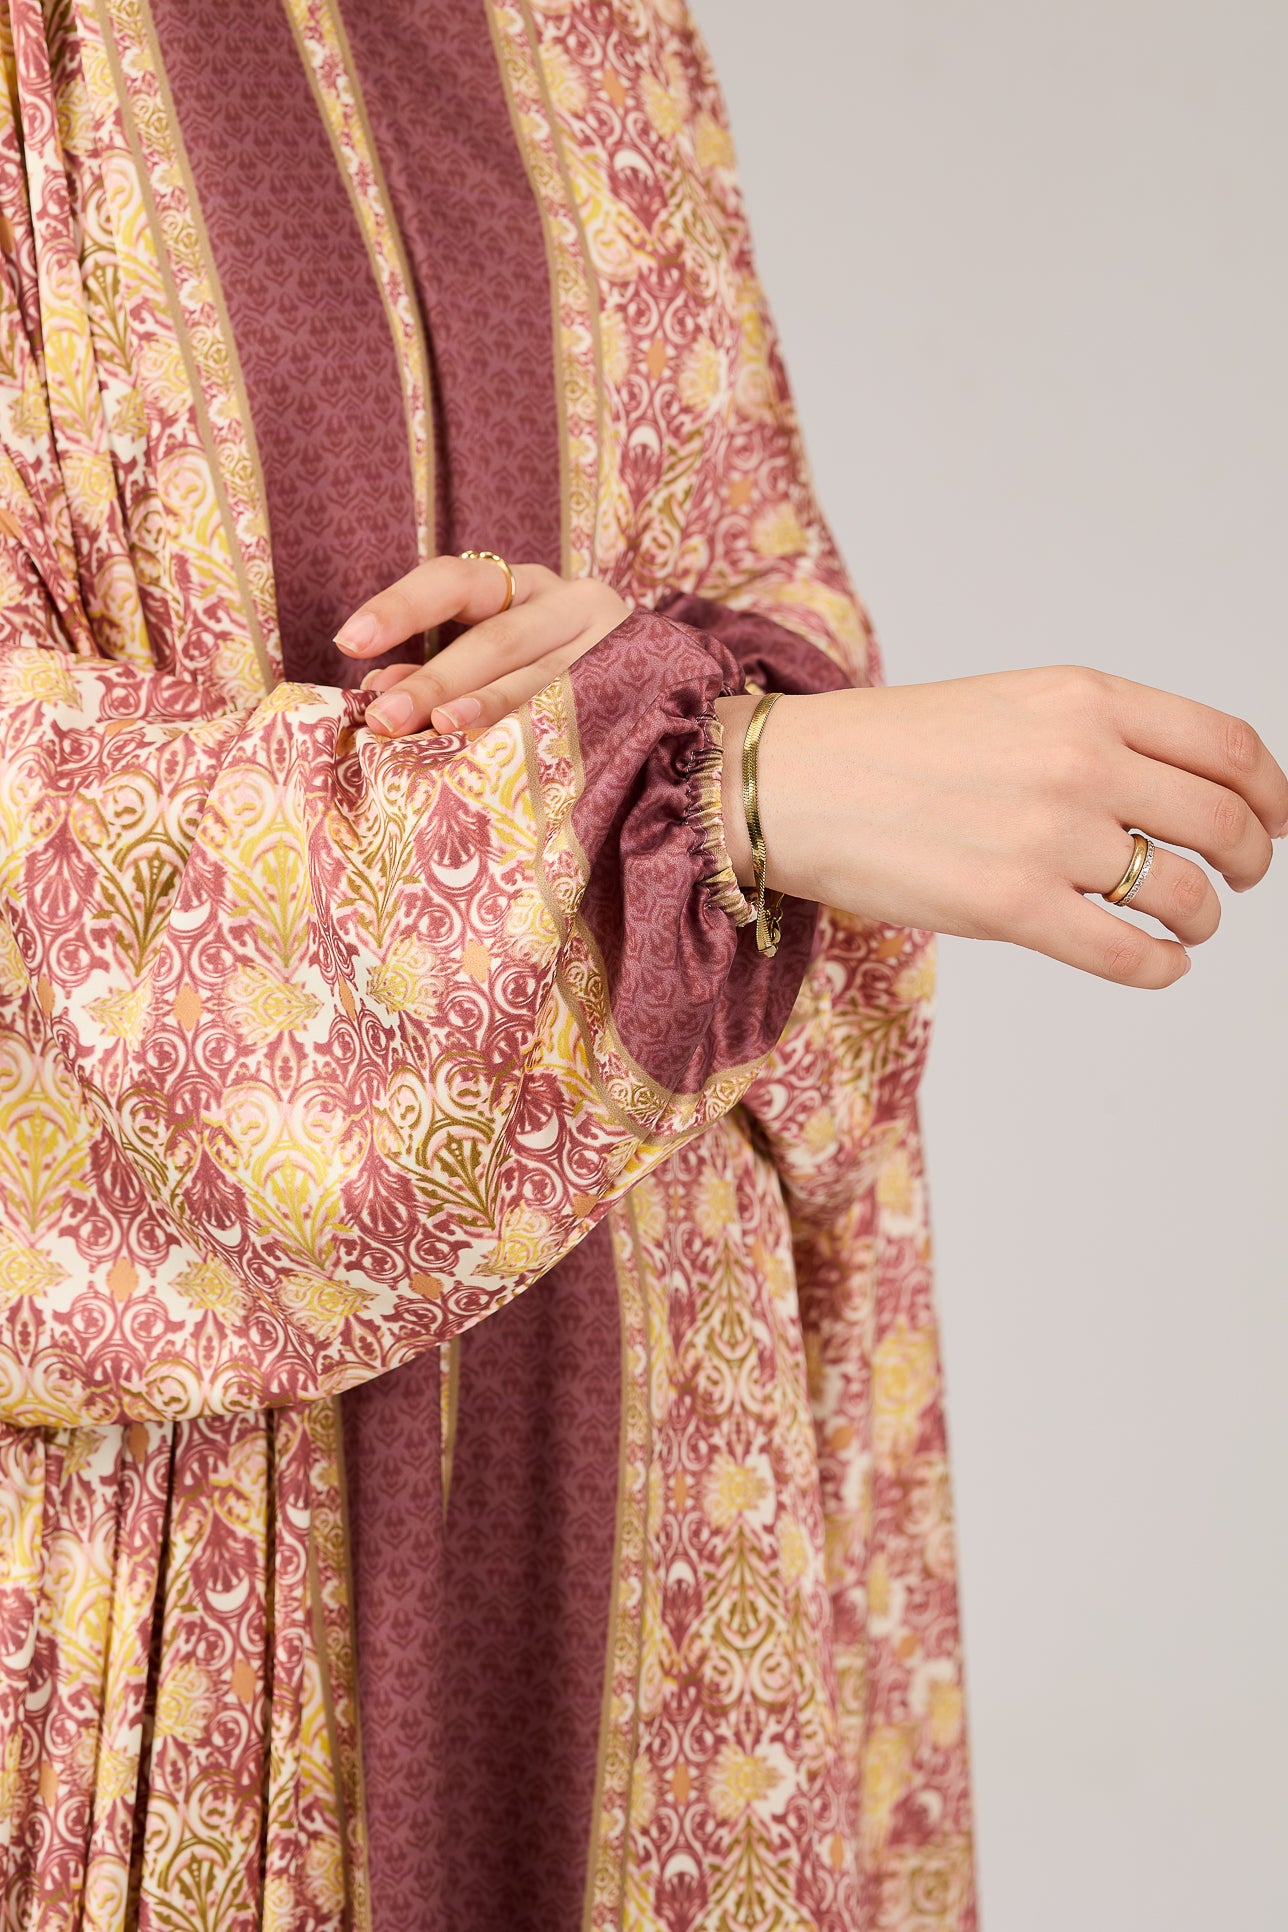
[719, 668, 1287, 989]
[334, 554, 628, 737]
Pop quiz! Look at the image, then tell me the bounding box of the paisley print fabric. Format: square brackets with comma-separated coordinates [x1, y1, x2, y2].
[0, 0, 976, 1926]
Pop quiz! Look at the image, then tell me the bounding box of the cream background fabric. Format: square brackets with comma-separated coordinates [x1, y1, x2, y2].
[694, 3, 1288, 1927]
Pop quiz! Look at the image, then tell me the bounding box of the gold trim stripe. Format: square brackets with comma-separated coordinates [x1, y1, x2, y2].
[486, 0, 602, 578]
[582, 1199, 652, 1932]
[89, 0, 281, 695]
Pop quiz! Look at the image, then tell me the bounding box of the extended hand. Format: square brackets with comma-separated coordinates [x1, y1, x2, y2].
[334, 554, 628, 736]
[719, 668, 1287, 989]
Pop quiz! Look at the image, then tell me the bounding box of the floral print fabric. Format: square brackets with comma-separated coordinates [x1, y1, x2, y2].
[0, 0, 976, 1925]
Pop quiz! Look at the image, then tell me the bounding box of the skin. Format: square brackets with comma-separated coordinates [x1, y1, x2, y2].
[336, 556, 1288, 991]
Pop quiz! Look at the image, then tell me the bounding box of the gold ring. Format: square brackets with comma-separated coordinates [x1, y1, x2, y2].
[459, 549, 515, 613]
[1103, 830, 1156, 906]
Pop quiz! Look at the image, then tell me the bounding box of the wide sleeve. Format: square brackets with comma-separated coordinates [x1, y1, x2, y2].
[0, 610, 814, 1427]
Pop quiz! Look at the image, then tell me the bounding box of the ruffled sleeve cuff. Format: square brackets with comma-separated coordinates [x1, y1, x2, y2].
[687, 711, 756, 928]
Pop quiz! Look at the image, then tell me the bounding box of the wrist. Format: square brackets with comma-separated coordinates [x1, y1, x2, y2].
[715, 690, 818, 902]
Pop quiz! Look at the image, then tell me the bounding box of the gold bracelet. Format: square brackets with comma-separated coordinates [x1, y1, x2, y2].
[740, 691, 784, 957]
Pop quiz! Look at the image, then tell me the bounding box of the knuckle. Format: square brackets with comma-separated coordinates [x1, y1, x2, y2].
[1211, 790, 1249, 852]
[1102, 931, 1150, 983]
[381, 583, 423, 630]
[1043, 734, 1104, 797]
[404, 669, 443, 709]
[1221, 715, 1261, 776]
[1046, 664, 1108, 713]
[484, 614, 524, 660]
[980, 868, 1039, 940]
[1170, 867, 1208, 920]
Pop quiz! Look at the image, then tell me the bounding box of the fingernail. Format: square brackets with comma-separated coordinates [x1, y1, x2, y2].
[1179, 951, 1192, 975]
[366, 692, 414, 736]
[431, 696, 481, 732]
[334, 612, 379, 654]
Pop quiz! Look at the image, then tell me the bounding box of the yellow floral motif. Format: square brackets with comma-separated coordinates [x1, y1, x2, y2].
[503, 886, 559, 961]
[225, 1428, 268, 1501]
[304, 1834, 345, 1915]
[94, 1741, 138, 1806]
[86, 977, 154, 1046]
[876, 1147, 916, 1219]
[861, 1724, 916, 1855]
[0, 648, 76, 704]
[598, 304, 629, 386]
[262, 1874, 297, 1932]
[929, 1678, 964, 1750]
[694, 1168, 738, 1242]
[751, 501, 810, 560]
[173, 1256, 247, 1322]
[279, 1272, 375, 1340]
[156, 1660, 217, 1744]
[640, 69, 685, 140]
[0, 919, 28, 999]
[366, 935, 448, 1022]
[868, 1550, 892, 1622]
[778, 1513, 809, 1588]
[704, 1452, 768, 1530]
[627, 1754, 658, 1832]
[801, 1105, 838, 1156]
[59, 1427, 107, 1477]
[677, 334, 724, 413]
[479, 1204, 555, 1276]
[225, 962, 321, 1044]
[709, 1744, 781, 1820]
[872, 1321, 938, 1471]
[0, 1228, 68, 1307]
[693, 110, 734, 172]
[540, 41, 588, 114]
[895, 951, 937, 1005]
[0, 1731, 22, 1831]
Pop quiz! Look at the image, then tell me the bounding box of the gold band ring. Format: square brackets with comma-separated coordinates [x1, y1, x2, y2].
[459, 549, 515, 613]
[1103, 831, 1156, 907]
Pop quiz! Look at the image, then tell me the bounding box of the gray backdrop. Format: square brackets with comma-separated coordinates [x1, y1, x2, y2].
[692, 4, 1287, 1927]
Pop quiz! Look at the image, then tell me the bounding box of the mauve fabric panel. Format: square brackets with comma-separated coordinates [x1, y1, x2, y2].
[439, 1221, 622, 1928]
[148, 0, 422, 687]
[344, 1229, 619, 1930]
[338, 0, 564, 568]
[343, 1352, 449, 1909]
[320, 6, 606, 1922]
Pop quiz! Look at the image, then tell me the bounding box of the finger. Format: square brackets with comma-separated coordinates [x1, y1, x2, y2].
[1023, 888, 1191, 989]
[1103, 673, 1288, 838]
[428, 646, 588, 736]
[1115, 748, 1273, 891]
[424, 582, 627, 725]
[364, 601, 575, 737]
[1109, 844, 1221, 946]
[359, 663, 418, 695]
[335, 556, 553, 659]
